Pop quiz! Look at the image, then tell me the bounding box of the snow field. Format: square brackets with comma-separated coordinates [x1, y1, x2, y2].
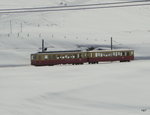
[0, 0, 150, 115]
[0, 60, 150, 115]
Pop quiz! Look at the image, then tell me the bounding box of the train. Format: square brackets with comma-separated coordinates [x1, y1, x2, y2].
[31, 49, 134, 66]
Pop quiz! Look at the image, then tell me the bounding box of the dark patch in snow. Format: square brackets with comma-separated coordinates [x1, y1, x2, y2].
[0, 64, 30, 68]
[135, 56, 150, 60]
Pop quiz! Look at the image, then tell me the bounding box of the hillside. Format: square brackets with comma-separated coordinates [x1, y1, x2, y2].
[0, 0, 150, 65]
[0, 1, 150, 115]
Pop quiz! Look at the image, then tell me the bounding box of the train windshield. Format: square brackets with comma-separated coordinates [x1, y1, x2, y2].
[31, 55, 36, 60]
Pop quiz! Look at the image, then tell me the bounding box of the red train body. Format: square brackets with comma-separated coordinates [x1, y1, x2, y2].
[31, 49, 134, 66]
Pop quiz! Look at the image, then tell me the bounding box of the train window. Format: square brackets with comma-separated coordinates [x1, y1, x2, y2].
[97, 53, 100, 57]
[38, 55, 41, 60]
[124, 52, 127, 56]
[79, 54, 81, 58]
[107, 53, 111, 57]
[99, 53, 102, 57]
[110, 53, 112, 56]
[113, 52, 116, 56]
[51, 55, 54, 59]
[31, 55, 36, 60]
[80, 54, 82, 58]
[117, 52, 122, 56]
[65, 55, 68, 59]
[105, 53, 108, 57]
[53, 55, 56, 59]
[102, 53, 105, 57]
[100, 53, 103, 57]
[122, 52, 125, 56]
[48, 55, 51, 59]
[100, 53, 102, 57]
[49, 55, 52, 59]
[90, 53, 92, 57]
[116, 52, 118, 56]
[131, 51, 134, 56]
[44, 55, 48, 60]
[127, 52, 130, 56]
[120, 52, 122, 56]
[52, 55, 55, 59]
[66, 55, 69, 59]
[103, 53, 108, 57]
[77, 54, 80, 58]
[50, 55, 53, 59]
[95, 53, 98, 57]
[74, 54, 77, 58]
[93, 53, 95, 57]
[76, 54, 78, 58]
[81, 53, 85, 58]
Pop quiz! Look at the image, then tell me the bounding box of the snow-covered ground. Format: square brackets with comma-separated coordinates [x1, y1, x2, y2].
[0, 0, 150, 114]
[1, 61, 150, 115]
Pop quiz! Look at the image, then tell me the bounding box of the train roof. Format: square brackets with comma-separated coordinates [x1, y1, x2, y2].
[89, 49, 134, 52]
[31, 49, 134, 55]
[32, 50, 82, 55]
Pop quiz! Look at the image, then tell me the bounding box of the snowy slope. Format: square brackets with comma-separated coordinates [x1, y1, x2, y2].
[0, 0, 150, 65]
[1, 61, 150, 115]
[0, 0, 150, 115]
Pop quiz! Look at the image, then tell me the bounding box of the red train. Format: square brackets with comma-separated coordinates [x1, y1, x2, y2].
[31, 49, 134, 66]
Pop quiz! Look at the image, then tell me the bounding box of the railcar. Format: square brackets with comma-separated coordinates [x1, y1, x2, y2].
[31, 51, 88, 66]
[87, 49, 134, 64]
[31, 49, 134, 66]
